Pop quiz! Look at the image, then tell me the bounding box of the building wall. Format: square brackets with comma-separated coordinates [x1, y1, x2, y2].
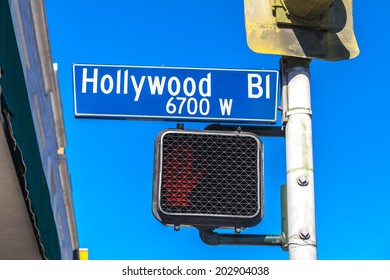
[0, 0, 78, 259]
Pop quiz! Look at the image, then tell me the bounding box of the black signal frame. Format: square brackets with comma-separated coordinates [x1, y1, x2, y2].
[152, 129, 264, 229]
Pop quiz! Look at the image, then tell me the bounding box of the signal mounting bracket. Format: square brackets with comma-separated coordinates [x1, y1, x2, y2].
[199, 228, 287, 249]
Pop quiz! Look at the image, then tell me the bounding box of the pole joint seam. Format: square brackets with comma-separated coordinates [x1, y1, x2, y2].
[286, 108, 312, 117]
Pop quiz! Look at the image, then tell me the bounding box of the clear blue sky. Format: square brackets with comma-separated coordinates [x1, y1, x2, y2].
[45, 0, 389, 260]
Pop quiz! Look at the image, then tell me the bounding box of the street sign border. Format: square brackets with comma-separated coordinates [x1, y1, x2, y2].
[73, 63, 279, 123]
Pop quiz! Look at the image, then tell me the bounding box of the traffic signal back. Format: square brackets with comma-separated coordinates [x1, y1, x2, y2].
[244, 0, 359, 61]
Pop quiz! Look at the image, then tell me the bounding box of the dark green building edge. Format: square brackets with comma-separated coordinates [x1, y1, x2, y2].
[0, 0, 61, 259]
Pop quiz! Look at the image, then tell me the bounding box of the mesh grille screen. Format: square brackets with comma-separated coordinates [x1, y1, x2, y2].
[159, 132, 260, 217]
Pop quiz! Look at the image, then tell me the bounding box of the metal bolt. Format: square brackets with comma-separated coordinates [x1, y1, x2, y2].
[299, 228, 310, 240]
[297, 176, 309, 187]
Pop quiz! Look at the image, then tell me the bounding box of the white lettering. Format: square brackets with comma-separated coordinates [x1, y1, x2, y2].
[116, 70, 121, 94]
[165, 97, 210, 116]
[183, 77, 196, 97]
[148, 76, 166, 95]
[219, 98, 233, 116]
[131, 75, 145, 101]
[177, 97, 186, 114]
[187, 98, 197, 115]
[265, 74, 270, 99]
[199, 98, 210, 116]
[82, 68, 98, 93]
[167, 77, 181, 96]
[80, 68, 216, 100]
[123, 70, 128, 94]
[199, 73, 211, 97]
[248, 73, 263, 98]
[100, 74, 114, 94]
[166, 97, 176, 114]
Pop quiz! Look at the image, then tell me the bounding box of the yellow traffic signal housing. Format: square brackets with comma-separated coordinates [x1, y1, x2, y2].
[244, 0, 359, 61]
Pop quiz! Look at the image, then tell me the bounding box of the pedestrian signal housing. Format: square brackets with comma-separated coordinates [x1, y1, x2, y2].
[152, 129, 264, 229]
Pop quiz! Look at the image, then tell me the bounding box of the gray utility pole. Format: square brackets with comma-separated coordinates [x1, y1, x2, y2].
[244, 0, 359, 260]
[282, 57, 317, 260]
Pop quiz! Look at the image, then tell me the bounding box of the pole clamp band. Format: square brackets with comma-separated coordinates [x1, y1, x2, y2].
[286, 108, 312, 117]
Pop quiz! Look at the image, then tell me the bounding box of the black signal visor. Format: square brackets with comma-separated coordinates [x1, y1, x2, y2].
[152, 129, 264, 229]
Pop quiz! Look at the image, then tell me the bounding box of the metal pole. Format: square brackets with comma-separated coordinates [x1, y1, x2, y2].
[282, 57, 317, 260]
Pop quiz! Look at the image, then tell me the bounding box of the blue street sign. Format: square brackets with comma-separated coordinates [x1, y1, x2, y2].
[73, 64, 279, 123]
